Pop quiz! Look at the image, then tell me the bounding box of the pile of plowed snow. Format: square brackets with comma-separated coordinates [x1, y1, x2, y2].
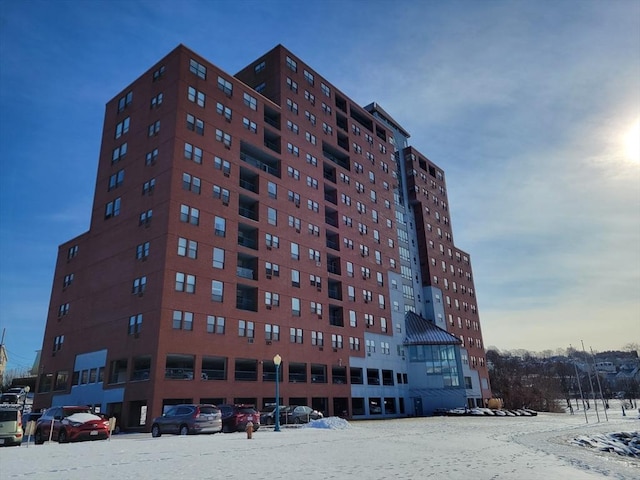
[305, 417, 351, 430]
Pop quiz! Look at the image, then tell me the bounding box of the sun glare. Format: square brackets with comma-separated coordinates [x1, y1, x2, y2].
[624, 119, 640, 163]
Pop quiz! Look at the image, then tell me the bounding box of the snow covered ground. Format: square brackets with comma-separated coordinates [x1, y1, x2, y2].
[1, 409, 638, 479]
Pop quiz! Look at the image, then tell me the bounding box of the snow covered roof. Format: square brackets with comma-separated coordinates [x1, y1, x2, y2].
[403, 311, 462, 346]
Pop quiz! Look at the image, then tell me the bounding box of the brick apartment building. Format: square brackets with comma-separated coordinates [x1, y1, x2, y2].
[34, 44, 492, 430]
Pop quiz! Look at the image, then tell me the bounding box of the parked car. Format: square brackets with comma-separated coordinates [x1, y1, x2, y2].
[0, 407, 23, 446]
[283, 405, 323, 424]
[218, 404, 260, 433]
[0, 393, 20, 404]
[151, 404, 222, 437]
[34, 406, 110, 444]
[260, 405, 287, 425]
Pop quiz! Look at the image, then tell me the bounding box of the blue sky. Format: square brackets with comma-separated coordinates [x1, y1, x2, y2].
[1, 0, 638, 373]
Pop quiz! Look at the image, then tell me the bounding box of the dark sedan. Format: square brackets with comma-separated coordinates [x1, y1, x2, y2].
[283, 405, 323, 424]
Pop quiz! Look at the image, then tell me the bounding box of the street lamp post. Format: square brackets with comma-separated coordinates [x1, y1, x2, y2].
[273, 354, 282, 432]
[22, 386, 30, 412]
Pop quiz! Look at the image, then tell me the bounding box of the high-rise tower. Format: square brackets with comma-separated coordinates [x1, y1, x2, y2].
[35, 45, 491, 430]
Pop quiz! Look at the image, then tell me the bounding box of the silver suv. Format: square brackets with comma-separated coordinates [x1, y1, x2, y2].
[0, 407, 23, 446]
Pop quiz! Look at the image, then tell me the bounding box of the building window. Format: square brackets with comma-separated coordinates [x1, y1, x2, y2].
[320, 83, 330, 97]
[214, 216, 226, 236]
[145, 148, 158, 165]
[303, 69, 314, 85]
[67, 245, 78, 260]
[265, 324, 280, 341]
[287, 143, 299, 156]
[182, 173, 201, 194]
[136, 242, 149, 260]
[286, 56, 297, 72]
[131, 276, 147, 295]
[175, 273, 196, 293]
[286, 99, 298, 114]
[112, 143, 128, 163]
[142, 178, 155, 195]
[173, 311, 194, 331]
[215, 129, 232, 148]
[292, 298, 301, 316]
[213, 158, 230, 178]
[63, 273, 74, 288]
[304, 90, 315, 105]
[265, 291, 280, 308]
[207, 315, 225, 334]
[254, 61, 265, 73]
[186, 114, 203, 135]
[188, 86, 205, 107]
[211, 280, 224, 302]
[108, 169, 125, 191]
[290, 327, 303, 344]
[104, 198, 121, 219]
[287, 77, 298, 92]
[216, 102, 232, 121]
[238, 320, 254, 338]
[150, 92, 163, 108]
[177, 237, 198, 259]
[267, 207, 277, 226]
[180, 204, 199, 225]
[312, 331, 324, 346]
[58, 303, 69, 317]
[115, 117, 130, 139]
[189, 59, 206, 79]
[243, 117, 257, 133]
[243, 92, 257, 110]
[265, 233, 279, 249]
[117, 91, 133, 112]
[217, 76, 233, 96]
[148, 120, 161, 136]
[138, 209, 152, 226]
[152, 65, 165, 81]
[128, 314, 142, 335]
[184, 143, 203, 164]
[53, 335, 64, 352]
[212, 247, 224, 269]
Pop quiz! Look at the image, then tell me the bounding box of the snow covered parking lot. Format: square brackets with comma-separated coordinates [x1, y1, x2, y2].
[1, 411, 637, 479]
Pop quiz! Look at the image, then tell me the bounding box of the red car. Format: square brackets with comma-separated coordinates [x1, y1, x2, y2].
[34, 406, 110, 444]
[218, 404, 260, 433]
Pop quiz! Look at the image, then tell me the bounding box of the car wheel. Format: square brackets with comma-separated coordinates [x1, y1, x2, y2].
[294, 417, 301, 424]
[222, 423, 230, 433]
[179, 425, 189, 436]
[58, 429, 68, 443]
[266, 417, 273, 425]
[151, 424, 162, 437]
[34, 430, 45, 445]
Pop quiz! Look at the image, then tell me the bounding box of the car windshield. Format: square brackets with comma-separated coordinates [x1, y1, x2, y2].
[199, 406, 219, 415]
[63, 407, 92, 417]
[239, 407, 256, 414]
[0, 410, 18, 421]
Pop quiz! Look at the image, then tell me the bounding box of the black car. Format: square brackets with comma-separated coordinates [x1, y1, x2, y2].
[260, 405, 287, 425]
[282, 405, 323, 424]
[218, 404, 260, 433]
[151, 404, 222, 437]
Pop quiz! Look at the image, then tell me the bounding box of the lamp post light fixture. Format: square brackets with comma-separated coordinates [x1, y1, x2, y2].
[273, 354, 282, 432]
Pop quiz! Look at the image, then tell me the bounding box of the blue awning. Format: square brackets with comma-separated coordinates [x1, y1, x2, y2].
[403, 311, 462, 346]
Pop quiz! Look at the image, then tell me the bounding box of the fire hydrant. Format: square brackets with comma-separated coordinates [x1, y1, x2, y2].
[246, 421, 254, 439]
